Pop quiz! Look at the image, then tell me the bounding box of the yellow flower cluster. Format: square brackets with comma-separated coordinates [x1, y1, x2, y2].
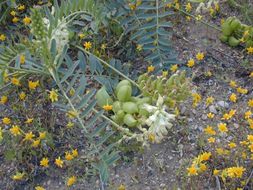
[187, 152, 211, 175]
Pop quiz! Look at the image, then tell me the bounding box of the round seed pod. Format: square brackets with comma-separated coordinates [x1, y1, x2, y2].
[117, 85, 132, 102]
[122, 102, 138, 114]
[220, 34, 229, 43]
[123, 114, 137, 127]
[228, 36, 240, 47]
[112, 101, 122, 113]
[115, 80, 131, 94]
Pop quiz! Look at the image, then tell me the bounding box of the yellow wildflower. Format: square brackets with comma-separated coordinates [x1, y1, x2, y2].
[32, 139, 40, 148]
[12, 172, 25, 180]
[237, 87, 248, 94]
[186, 16, 191, 21]
[192, 93, 201, 107]
[103, 104, 113, 111]
[213, 169, 219, 175]
[185, 3, 192, 12]
[170, 64, 178, 72]
[195, 15, 202, 21]
[148, 133, 155, 143]
[226, 167, 245, 178]
[245, 110, 252, 120]
[196, 52, 204, 61]
[187, 165, 198, 176]
[23, 16, 31, 25]
[207, 112, 214, 119]
[206, 96, 214, 106]
[55, 157, 64, 168]
[65, 152, 74, 161]
[10, 10, 16, 16]
[248, 99, 253, 107]
[11, 77, 21, 86]
[229, 93, 237, 102]
[12, 17, 19, 23]
[208, 137, 215, 143]
[2, 117, 11, 125]
[228, 142, 236, 149]
[67, 176, 77, 186]
[229, 80, 237, 88]
[39, 132, 46, 140]
[28, 80, 39, 90]
[200, 152, 211, 161]
[19, 92, 26, 100]
[35, 186, 45, 190]
[25, 118, 33, 124]
[199, 163, 207, 171]
[24, 131, 35, 141]
[0, 95, 8, 104]
[10, 125, 21, 136]
[118, 184, 126, 190]
[218, 123, 228, 133]
[72, 149, 78, 157]
[187, 59, 195, 67]
[247, 47, 253, 54]
[78, 33, 85, 39]
[66, 121, 74, 128]
[17, 5, 25, 11]
[250, 72, 253, 78]
[147, 65, 155, 72]
[49, 89, 58, 102]
[0, 34, 6, 41]
[83, 41, 92, 50]
[40, 157, 49, 167]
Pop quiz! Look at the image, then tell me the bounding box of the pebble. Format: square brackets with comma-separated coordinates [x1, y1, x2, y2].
[209, 105, 217, 114]
[217, 101, 229, 108]
[201, 114, 207, 120]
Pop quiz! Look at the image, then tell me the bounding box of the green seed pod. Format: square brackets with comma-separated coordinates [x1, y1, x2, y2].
[222, 21, 233, 36]
[230, 19, 241, 31]
[117, 85, 132, 102]
[122, 102, 138, 114]
[123, 114, 137, 127]
[116, 110, 125, 122]
[228, 36, 240, 47]
[220, 34, 229, 43]
[96, 86, 113, 108]
[112, 101, 122, 113]
[115, 80, 131, 94]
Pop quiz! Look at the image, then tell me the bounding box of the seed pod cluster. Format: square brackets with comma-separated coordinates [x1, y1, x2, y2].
[138, 71, 190, 108]
[96, 80, 152, 128]
[220, 17, 253, 48]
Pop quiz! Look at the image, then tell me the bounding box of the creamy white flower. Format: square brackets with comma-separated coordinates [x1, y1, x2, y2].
[142, 95, 176, 143]
[196, 0, 219, 13]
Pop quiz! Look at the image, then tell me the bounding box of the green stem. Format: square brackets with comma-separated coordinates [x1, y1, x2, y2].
[174, 6, 222, 32]
[1, 65, 50, 76]
[74, 45, 140, 88]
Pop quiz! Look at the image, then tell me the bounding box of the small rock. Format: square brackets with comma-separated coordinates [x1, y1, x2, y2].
[209, 105, 217, 114]
[217, 101, 229, 108]
[233, 123, 239, 129]
[201, 114, 207, 120]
